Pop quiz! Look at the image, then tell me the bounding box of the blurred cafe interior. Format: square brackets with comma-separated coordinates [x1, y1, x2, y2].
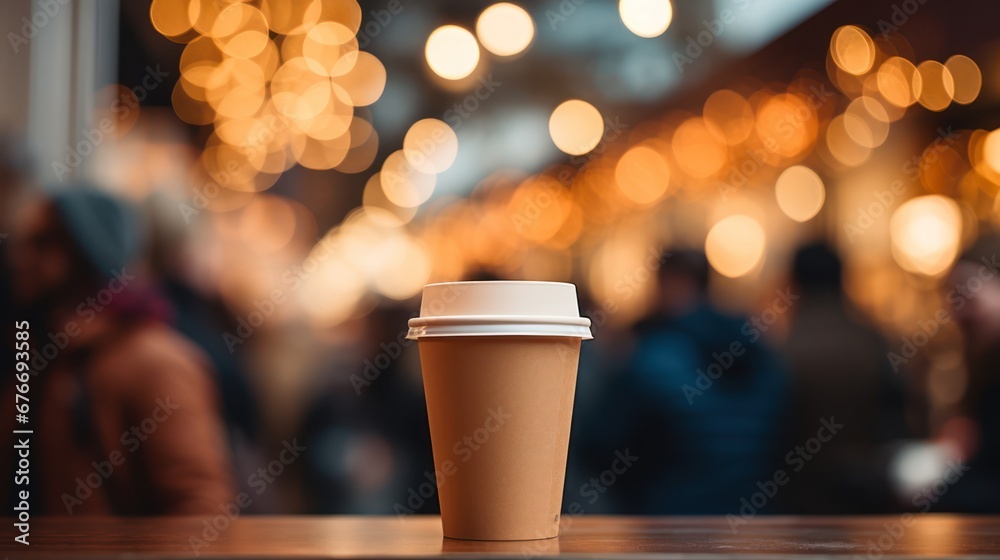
[2, 0, 1000, 517]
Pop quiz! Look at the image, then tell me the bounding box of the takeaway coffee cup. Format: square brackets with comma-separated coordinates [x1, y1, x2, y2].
[407, 281, 593, 541]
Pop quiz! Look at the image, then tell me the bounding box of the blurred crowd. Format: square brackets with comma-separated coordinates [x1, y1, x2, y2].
[2, 144, 1000, 517]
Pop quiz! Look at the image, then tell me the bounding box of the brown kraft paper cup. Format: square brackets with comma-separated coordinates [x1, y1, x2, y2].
[418, 335, 581, 541]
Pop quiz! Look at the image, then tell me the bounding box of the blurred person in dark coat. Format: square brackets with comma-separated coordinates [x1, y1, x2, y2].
[300, 306, 435, 514]
[1, 185, 234, 514]
[605, 249, 789, 514]
[0, 142, 28, 427]
[936, 234, 1000, 512]
[779, 242, 906, 513]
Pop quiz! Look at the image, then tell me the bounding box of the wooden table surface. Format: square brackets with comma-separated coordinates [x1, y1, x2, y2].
[6, 515, 1000, 559]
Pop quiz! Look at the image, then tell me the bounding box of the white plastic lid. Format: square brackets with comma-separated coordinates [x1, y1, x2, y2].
[407, 281, 593, 339]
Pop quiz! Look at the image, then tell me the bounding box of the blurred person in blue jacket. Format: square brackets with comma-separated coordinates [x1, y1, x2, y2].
[601, 249, 789, 514]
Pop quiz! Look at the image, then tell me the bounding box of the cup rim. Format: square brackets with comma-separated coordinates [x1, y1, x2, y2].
[423, 280, 578, 288]
[409, 315, 592, 327]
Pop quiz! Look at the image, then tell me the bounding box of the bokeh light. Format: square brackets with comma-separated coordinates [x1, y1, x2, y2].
[705, 215, 767, 278]
[425, 25, 480, 80]
[944, 55, 982, 105]
[336, 117, 381, 173]
[703, 89, 755, 146]
[237, 195, 298, 254]
[211, 3, 269, 57]
[380, 150, 436, 208]
[156, 0, 386, 197]
[615, 145, 671, 205]
[150, 0, 193, 41]
[673, 118, 728, 179]
[363, 173, 417, 227]
[300, 251, 366, 327]
[147, 6, 990, 349]
[302, 22, 359, 76]
[403, 119, 459, 174]
[507, 176, 575, 244]
[826, 114, 872, 167]
[877, 57, 920, 108]
[476, 3, 535, 57]
[775, 166, 825, 222]
[261, 0, 322, 35]
[619, 0, 673, 38]
[914, 60, 955, 112]
[333, 52, 387, 106]
[831, 25, 875, 76]
[890, 195, 963, 276]
[982, 129, 1000, 175]
[549, 100, 604, 156]
[755, 94, 817, 159]
[845, 97, 890, 148]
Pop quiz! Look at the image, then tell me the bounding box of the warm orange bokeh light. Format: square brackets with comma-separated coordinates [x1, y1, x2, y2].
[775, 165, 825, 222]
[914, 60, 955, 112]
[673, 118, 728, 179]
[615, 145, 672, 204]
[703, 89, 755, 146]
[831, 25, 876, 76]
[425, 25, 480, 80]
[476, 3, 535, 57]
[877, 57, 920, 108]
[890, 195, 963, 276]
[705, 215, 767, 278]
[549, 100, 604, 156]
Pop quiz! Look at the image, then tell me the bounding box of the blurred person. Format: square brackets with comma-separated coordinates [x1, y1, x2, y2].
[600, 249, 789, 514]
[145, 194, 260, 444]
[935, 234, 1000, 512]
[300, 305, 436, 514]
[563, 285, 646, 514]
[0, 140, 29, 416]
[779, 242, 906, 513]
[0, 185, 234, 514]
